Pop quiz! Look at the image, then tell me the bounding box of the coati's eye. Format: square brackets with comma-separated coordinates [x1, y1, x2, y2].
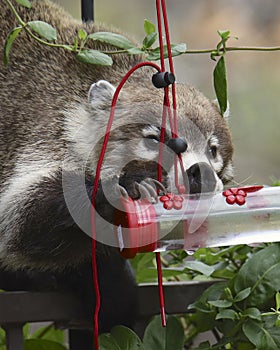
[144, 135, 160, 150]
[209, 145, 218, 158]
[142, 125, 161, 150]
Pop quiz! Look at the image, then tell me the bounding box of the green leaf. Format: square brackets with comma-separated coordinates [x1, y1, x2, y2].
[224, 287, 233, 301]
[234, 287, 251, 302]
[216, 309, 237, 320]
[88, 32, 134, 49]
[0, 327, 5, 344]
[216, 30, 231, 53]
[135, 267, 184, 284]
[194, 341, 211, 349]
[23, 323, 30, 338]
[30, 325, 65, 342]
[193, 246, 244, 265]
[243, 319, 280, 350]
[184, 261, 216, 277]
[263, 314, 280, 329]
[28, 21, 57, 41]
[188, 299, 213, 313]
[208, 300, 232, 308]
[143, 315, 184, 350]
[24, 339, 67, 350]
[189, 282, 228, 311]
[275, 315, 280, 327]
[110, 326, 144, 350]
[15, 0, 31, 8]
[61, 45, 74, 51]
[77, 50, 113, 66]
[4, 26, 22, 66]
[171, 43, 187, 55]
[213, 55, 227, 116]
[234, 244, 280, 307]
[144, 19, 156, 35]
[147, 43, 186, 61]
[99, 334, 121, 350]
[127, 47, 144, 55]
[212, 268, 235, 280]
[192, 310, 217, 334]
[275, 292, 280, 311]
[130, 252, 155, 272]
[165, 316, 185, 350]
[73, 36, 79, 51]
[78, 29, 87, 41]
[217, 30, 231, 42]
[243, 308, 262, 321]
[143, 33, 157, 49]
[134, 267, 158, 283]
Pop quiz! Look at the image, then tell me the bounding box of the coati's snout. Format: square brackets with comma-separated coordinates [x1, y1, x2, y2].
[167, 137, 219, 194]
[186, 162, 217, 194]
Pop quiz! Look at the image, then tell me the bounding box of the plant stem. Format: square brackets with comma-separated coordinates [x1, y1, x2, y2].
[228, 319, 244, 338]
[24, 26, 73, 50]
[5, 0, 25, 26]
[184, 46, 280, 55]
[5, 0, 280, 63]
[5, 0, 75, 51]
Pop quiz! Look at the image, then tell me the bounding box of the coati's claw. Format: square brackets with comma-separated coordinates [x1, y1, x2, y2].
[145, 178, 167, 195]
[118, 185, 129, 200]
[141, 180, 158, 202]
[135, 182, 156, 203]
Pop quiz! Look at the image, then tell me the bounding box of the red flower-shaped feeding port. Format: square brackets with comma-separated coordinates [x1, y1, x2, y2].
[222, 186, 263, 206]
[223, 188, 247, 205]
[160, 193, 184, 210]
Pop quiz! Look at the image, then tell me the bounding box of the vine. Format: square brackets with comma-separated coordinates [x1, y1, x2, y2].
[3, 0, 280, 115]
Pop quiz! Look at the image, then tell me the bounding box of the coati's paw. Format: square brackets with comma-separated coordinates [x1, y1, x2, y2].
[100, 176, 165, 203]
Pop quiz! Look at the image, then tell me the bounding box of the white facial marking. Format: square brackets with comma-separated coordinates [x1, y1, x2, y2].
[221, 161, 234, 182]
[208, 135, 224, 174]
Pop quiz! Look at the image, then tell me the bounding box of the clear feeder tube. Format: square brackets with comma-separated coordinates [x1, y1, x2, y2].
[114, 186, 280, 257]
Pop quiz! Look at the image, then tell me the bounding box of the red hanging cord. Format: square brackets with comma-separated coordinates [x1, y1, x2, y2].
[155, 0, 168, 328]
[155, 0, 184, 328]
[156, 250, 166, 326]
[91, 61, 161, 349]
[156, 0, 166, 72]
[161, 0, 178, 135]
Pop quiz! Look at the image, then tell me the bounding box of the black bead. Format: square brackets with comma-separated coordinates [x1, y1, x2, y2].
[167, 137, 188, 154]
[152, 72, 175, 88]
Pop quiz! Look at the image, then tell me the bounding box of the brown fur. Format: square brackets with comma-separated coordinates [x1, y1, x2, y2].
[0, 0, 233, 184]
[0, 0, 233, 269]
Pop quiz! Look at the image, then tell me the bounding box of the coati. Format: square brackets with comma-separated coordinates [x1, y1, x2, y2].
[0, 0, 233, 345]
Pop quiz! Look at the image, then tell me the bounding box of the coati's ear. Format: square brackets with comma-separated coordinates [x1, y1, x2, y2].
[212, 99, 230, 119]
[88, 80, 116, 109]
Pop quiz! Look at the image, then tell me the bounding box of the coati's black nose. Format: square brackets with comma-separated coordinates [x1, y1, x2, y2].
[186, 162, 217, 194]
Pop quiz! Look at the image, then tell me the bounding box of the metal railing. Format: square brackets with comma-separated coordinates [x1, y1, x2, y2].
[0, 281, 216, 349]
